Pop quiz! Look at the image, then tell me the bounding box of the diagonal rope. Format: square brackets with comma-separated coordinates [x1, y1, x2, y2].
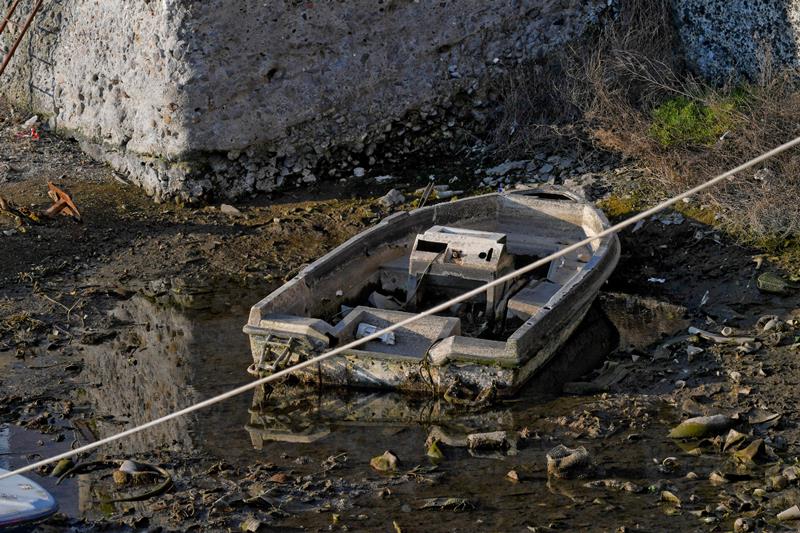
[3, 135, 800, 481]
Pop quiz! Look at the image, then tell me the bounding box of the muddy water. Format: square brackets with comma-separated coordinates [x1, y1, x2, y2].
[6, 284, 718, 530]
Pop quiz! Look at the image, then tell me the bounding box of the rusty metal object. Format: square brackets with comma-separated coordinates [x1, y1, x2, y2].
[0, 0, 44, 79]
[45, 182, 82, 222]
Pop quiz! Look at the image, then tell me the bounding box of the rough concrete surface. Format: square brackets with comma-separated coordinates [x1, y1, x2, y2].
[5, 0, 800, 201]
[673, 0, 800, 80]
[2, 0, 609, 201]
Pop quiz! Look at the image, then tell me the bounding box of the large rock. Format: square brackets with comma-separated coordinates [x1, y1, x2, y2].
[1, 0, 608, 201]
[672, 0, 800, 81]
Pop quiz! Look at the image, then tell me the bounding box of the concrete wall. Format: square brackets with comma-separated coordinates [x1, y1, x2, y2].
[673, 0, 800, 81]
[2, 0, 608, 201]
[5, 0, 798, 200]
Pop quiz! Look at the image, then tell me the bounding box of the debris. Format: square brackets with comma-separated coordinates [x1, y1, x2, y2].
[240, 517, 265, 532]
[485, 160, 529, 176]
[220, 204, 242, 216]
[757, 315, 782, 332]
[584, 479, 643, 493]
[647, 277, 666, 284]
[50, 459, 74, 478]
[660, 490, 681, 507]
[466, 431, 509, 451]
[426, 440, 444, 463]
[757, 272, 797, 295]
[721, 326, 733, 336]
[778, 505, 800, 521]
[374, 175, 397, 184]
[419, 497, 475, 511]
[733, 439, 765, 464]
[45, 182, 82, 222]
[21, 116, 38, 129]
[733, 518, 751, 532]
[546, 444, 593, 479]
[506, 470, 520, 482]
[668, 414, 735, 439]
[722, 429, 748, 452]
[368, 291, 403, 311]
[379, 188, 405, 207]
[687, 326, 755, 345]
[112, 470, 129, 486]
[370, 451, 398, 473]
[356, 323, 396, 345]
[686, 345, 703, 358]
[654, 212, 685, 225]
[747, 409, 781, 428]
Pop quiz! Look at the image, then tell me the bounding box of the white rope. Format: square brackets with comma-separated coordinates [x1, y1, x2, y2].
[3, 135, 800, 482]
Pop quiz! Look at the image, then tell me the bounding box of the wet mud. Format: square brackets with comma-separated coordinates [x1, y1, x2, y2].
[4, 102, 800, 531]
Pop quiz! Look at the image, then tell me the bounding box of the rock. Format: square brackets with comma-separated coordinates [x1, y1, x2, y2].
[546, 444, 593, 479]
[539, 163, 554, 174]
[220, 204, 242, 216]
[686, 345, 704, 358]
[420, 497, 475, 511]
[374, 175, 397, 183]
[506, 469, 520, 482]
[668, 414, 735, 439]
[353, 167, 366, 178]
[113, 470, 130, 486]
[660, 490, 681, 507]
[379, 189, 405, 207]
[466, 431, 508, 450]
[370, 451, 398, 473]
[485, 160, 529, 176]
[22, 115, 38, 129]
[769, 474, 789, 492]
[722, 429, 748, 452]
[733, 439, 765, 464]
[733, 517, 751, 532]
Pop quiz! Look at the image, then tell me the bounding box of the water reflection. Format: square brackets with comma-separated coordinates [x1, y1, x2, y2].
[77, 280, 256, 456]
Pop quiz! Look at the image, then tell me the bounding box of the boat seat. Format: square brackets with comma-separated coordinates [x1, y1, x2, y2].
[507, 280, 562, 320]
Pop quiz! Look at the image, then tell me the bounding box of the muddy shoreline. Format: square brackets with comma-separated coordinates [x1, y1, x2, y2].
[3, 103, 800, 532]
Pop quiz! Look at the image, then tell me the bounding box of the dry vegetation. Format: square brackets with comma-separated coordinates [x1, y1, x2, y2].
[493, 0, 800, 244]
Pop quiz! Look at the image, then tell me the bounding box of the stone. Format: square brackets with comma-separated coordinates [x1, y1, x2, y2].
[379, 189, 405, 207]
[220, 204, 242, 216]
[353, 167, 366, 178]
[370, 451, 398, 473]
[484, 160, 530, 176]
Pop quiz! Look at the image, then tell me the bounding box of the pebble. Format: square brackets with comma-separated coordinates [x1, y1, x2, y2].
[353, 167, 366, 178]
[220, 204, 242, 216]
[379, 189, 405, 207]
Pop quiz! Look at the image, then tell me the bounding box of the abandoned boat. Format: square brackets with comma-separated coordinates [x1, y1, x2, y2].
[244, 187, 620, 397]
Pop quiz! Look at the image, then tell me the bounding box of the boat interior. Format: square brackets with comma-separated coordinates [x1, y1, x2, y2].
[294, 192, 610, 359]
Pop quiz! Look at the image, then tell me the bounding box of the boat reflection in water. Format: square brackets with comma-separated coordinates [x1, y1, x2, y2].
[246, 304, 618, 448]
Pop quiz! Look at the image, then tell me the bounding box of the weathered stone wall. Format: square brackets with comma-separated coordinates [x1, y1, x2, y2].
[6, 0, 798, 200]
[672, 0, 800, 81]
[2, 0, 608, 201]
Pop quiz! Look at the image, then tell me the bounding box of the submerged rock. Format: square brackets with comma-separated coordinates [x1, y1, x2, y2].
[370, 451, 398, 473]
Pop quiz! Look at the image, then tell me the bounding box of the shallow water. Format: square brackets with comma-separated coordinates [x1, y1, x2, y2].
[5, 282, 725, 530]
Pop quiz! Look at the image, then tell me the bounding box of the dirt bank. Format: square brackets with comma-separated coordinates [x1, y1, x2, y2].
[4, 101, 800, 532]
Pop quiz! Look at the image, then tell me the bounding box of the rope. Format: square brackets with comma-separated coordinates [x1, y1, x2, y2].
[3, 135, 800, 482]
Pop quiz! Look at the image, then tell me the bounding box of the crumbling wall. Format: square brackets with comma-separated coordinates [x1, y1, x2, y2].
[672, 0, 800, 81]
[2, 0, 609, 201]
[2, 0, 192, 197]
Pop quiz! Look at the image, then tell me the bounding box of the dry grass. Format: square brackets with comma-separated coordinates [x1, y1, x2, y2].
[493, 0, 800, 242]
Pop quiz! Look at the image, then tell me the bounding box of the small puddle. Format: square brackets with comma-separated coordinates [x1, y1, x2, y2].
[21, 284, 710, 529]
